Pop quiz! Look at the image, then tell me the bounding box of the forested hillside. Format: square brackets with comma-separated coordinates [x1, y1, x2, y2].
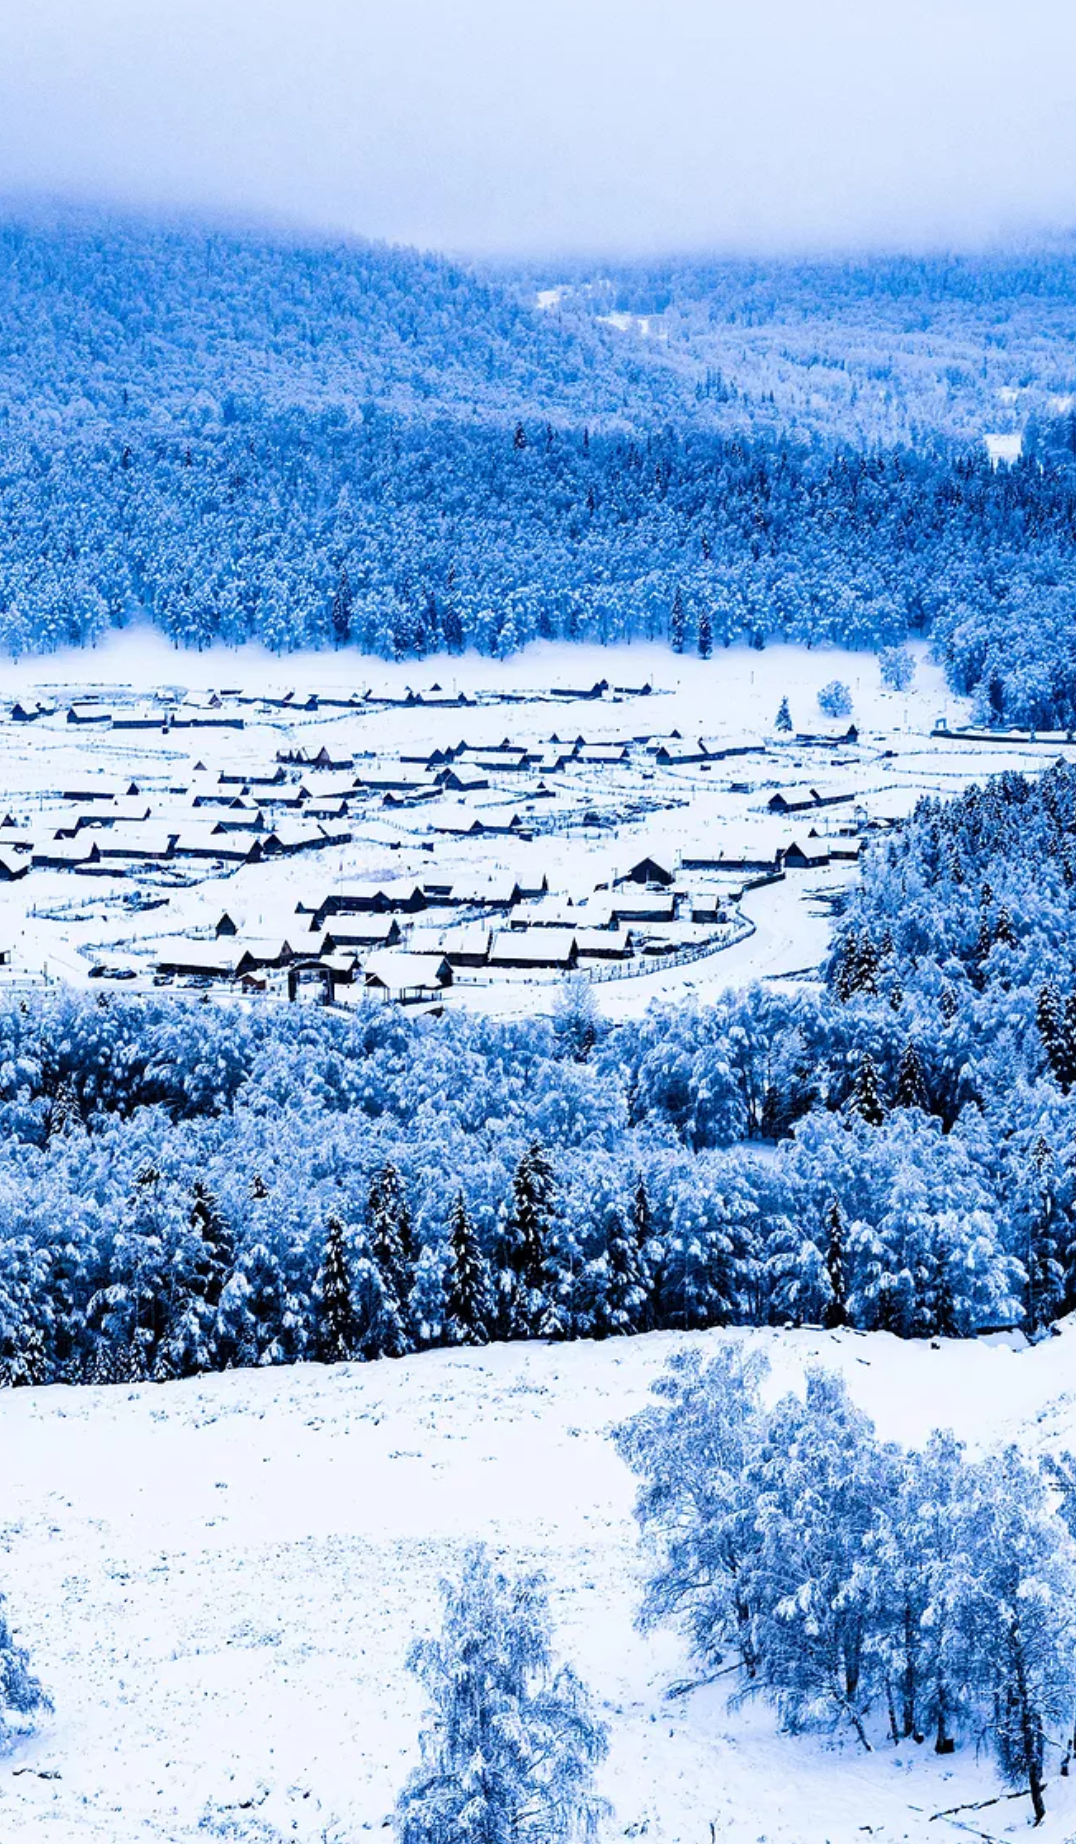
[522, 246, 1076, 444]
[1, 213, 1076, 724]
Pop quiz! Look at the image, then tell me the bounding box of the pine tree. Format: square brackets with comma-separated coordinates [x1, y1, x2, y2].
[0, 1589, 51, 1753]
[894, 1041, 929, 1112]
[1037, 981, 1076, 1090]
[330, 562, 352, 646]
[46, 1074, 83, 1141]
[848, 1053, 886, 1126]
[500, 1141, 556, 1337]
[632, 1175, 659, 1331]
[775, 695, 793, 733]
[189, 1182, 234, 1315]
[395, 1547, 607, 1844]
[669, 585, 686, 654]
[697, 607, 713, 660]
[597, 1208, 647, 1337]
[1026, 1136, 1065, 1333]
[368, 1164, 414, 1306]
[822, 1200, 848, 1328]
[443, 1192, 494, 1347]
[314, 1213, 356, 1362]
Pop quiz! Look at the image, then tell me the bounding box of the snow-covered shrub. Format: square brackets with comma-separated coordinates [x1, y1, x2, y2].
[0, 1592, 50, 1754]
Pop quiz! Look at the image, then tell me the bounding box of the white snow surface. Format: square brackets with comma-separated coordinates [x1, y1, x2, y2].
[6, 1322, 1076, 1844]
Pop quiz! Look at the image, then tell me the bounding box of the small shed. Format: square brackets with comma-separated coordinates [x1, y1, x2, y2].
[364, 951, 454, 1004]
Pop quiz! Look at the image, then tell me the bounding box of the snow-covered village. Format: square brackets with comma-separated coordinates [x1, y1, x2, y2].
[5, 9, 1076, 1844]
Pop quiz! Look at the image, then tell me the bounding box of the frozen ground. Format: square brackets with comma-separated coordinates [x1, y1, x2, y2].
[5, 1322, 1076, 1844]
[0, 634, 1057, 1014]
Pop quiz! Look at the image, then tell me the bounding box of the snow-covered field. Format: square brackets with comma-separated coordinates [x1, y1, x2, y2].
[0, 634, 1058, 1014]
[5, 1322, 1076, 1844]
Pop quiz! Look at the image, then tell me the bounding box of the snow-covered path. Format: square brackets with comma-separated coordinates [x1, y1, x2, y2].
[5, 1324, 1076, 1844]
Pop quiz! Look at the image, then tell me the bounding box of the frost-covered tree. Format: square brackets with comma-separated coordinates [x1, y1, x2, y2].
[552, 975, 600, 1063]
[961, 1447, 1076, 1823]
[394, 1547, 607, 1844]
[775, 695, 793, 732]
[872, 1430, 973, 1750]
[879, 646, 915, 692]
[746, 1370, 896, 1748]
[817, 680, 853, 719]
[616, 1344, 768, 1678]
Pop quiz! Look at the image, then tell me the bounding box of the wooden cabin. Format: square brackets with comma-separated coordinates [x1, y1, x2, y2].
[488, 929, 579, 971]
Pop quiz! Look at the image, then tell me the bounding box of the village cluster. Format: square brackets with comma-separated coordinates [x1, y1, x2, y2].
[0, 661, 1027, 1011]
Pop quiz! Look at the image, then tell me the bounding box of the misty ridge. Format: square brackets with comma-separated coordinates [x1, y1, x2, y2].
[1, 211, 1076, 728]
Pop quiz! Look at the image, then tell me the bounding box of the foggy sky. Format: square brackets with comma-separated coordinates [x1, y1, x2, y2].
[0, 0, 1073, 257]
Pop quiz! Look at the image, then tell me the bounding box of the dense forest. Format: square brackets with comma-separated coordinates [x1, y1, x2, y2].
[4, 757, 1076, 1384]
[1, 214, 1076, 725]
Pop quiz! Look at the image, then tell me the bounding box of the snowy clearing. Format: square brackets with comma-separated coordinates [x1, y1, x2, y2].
[5, 1322, 1076, 1844]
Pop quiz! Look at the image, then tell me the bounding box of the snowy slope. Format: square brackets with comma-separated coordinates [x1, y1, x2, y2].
[6, 1323, 1076, 1844]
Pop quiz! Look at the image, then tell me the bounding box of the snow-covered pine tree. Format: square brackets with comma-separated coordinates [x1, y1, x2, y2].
[822, 1199, 848, 1328]
[154, 1181, 238, 1378]
[697, 607, 713, 659]
[368, 1163, 415, 1342]
[46, 1073, 83, 1142]
[443, 1192, 494, 1346]
[894, 1041, 929, 1112]
[500, 1140, 556, 1337]
[775, 695, 793, 733]
[1036, 980, 1076, 1090]
[595, 1207, 647, 1337]
[352, 1221, 411, 1360]
[631, 1174, 660, 1331]
[669, 585, 686, 654]
[314, 1213, 356, 1362]
[847, 1053, 886, 1127]
[368, 1164, 414, 1301]
[1024, 1135, 1065, 1333]
[0, 1589, 51, 1754]
[395, 1546, 607, 1844]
